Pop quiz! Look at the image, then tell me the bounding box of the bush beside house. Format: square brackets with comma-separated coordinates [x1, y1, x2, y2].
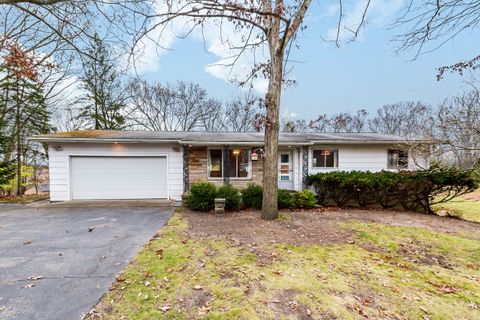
[241, 184, 263, 209]
[185, 167, 476, 214]
[217, 184, 241, 211]
[185, 181, 217, 212]
[307, 167, 478, 214]
[185, 182, 317, 212]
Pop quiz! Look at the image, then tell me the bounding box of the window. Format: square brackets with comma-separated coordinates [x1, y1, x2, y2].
[229, 149, 250, 178]
[388, 149, 409, 169]
[312, 148, 338, 168]
[209, 149, 223, 178]
[208, 149, 251, 178]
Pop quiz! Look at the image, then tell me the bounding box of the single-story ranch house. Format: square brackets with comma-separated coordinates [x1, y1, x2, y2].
[30, 131, 427, 202]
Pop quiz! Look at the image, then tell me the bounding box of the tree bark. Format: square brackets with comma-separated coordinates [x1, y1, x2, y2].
[261, 36, 284, 220]
[15, 89, 22, 196]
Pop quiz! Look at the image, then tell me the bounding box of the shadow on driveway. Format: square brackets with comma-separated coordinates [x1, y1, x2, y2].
[0, 204, 172, 320]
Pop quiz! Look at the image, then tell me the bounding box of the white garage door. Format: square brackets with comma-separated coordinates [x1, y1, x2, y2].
[70, 156, 168, 200]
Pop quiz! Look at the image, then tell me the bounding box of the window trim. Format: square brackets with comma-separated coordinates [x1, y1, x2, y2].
[311, 147, 339, 168]
[207, 148, 223, 179]
[387, 149, 409, 169]
[207, 147, 253, 180]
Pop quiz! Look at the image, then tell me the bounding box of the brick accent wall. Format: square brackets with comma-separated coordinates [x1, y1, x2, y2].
[189, 147, 209, 184]
[187, 147, 263, 190]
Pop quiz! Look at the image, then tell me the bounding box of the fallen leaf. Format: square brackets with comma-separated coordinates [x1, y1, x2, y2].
[438, 285, 458, 294]
[419, 307, 428, 313]
[288, 300, 299, 311]
[159, 304, 172, 312]
[144, 281, 150, 287]
[198, 302, 211, 315]
[26, 275, 44, 281]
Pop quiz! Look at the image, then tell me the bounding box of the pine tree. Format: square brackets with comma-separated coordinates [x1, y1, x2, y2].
[76, 34, 127, 130]
[0, 40, 52, 195]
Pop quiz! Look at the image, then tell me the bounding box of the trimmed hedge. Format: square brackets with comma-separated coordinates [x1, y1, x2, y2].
[243, 185, 317, 209]
[306, 167, 478, 213]
[242, 184, 263, 209]
[186, 181, 217, 212]
[217, 184, 241, 211]
[295, 189, 317, 208]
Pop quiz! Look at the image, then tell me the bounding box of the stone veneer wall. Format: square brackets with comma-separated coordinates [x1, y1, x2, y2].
[188, 146, 263, 190]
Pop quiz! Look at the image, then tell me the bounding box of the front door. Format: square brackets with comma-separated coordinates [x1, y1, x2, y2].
[278, 151, 294, 190]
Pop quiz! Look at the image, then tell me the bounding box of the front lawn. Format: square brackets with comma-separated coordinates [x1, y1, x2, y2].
[434, 189, 480, 223]
[87, 209, 480, 320]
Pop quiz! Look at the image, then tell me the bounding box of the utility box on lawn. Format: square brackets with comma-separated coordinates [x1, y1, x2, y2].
[214, 198, 226, 215]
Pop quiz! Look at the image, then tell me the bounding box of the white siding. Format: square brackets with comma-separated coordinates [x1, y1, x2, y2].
[308, 144, 423, 174]
[48, 143, 183, 202]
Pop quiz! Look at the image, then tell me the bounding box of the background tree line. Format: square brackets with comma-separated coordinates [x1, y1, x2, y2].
[281, 91, 480, 169]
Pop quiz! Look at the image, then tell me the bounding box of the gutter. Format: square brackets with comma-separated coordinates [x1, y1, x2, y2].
[28, 137, 432, 145]
[181, 141, 314, 146]
[28, 137, 183, 144]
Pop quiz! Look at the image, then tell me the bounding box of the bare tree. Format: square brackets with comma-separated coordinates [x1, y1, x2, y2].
[54, 106, 89, 131]
[281, 118, 307, 132]
[197, 98, 225, 132]
[225, 91, 260, 132]
[128, 79, 224, 131]
[369, 102, 434, 138]
[136, 0, 373, 219]
[394, 0, 480, 77]
[437, 89, 480, 168]
[308, 109, 369, 133]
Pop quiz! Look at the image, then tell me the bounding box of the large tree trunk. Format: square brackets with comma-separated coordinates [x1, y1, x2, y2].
[261, 42, 284, 220]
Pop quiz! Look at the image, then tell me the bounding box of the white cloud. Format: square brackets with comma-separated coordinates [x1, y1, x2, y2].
[131, 1, 270, 95]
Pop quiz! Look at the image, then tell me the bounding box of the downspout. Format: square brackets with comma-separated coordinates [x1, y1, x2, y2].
[183, 145, 190, 193]
[302, 146, 309, 189]
[223, 146, 230, 185]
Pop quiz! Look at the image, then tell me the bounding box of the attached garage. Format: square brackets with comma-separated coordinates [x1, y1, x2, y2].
[70, 156, 168, 200]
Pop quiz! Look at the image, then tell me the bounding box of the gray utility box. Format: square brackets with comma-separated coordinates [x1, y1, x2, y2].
[214, 198, 226, 215]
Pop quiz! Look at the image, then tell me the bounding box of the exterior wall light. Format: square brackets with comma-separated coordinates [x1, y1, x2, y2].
[251, 148, 264, 161]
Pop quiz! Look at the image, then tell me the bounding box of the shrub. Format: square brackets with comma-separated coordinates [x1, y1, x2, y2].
[217, 184, 241, 211]
[242, 184, 263, 209]
[186, 181, 217, 212]
[294, 189, 317, 208]
[278, 189, 296, 209]
[307, 168, 478, 213]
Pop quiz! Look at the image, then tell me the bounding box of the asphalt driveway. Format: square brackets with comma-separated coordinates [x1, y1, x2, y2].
[0, 204, 172, 320]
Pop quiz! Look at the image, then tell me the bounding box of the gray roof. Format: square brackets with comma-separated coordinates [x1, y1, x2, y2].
[29, 130, 422, 145]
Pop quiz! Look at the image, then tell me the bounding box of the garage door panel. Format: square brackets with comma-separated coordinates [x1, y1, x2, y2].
[71, 157, 168, 200]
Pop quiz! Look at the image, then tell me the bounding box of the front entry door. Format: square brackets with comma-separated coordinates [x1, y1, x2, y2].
[278, 151, 294, 190]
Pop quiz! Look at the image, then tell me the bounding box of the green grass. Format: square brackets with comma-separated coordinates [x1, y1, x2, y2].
[434, 194, 480, 223]
[88, 213, 480, 320]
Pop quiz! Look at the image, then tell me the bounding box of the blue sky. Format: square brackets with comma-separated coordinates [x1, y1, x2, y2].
[138, 1, 480, 121]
